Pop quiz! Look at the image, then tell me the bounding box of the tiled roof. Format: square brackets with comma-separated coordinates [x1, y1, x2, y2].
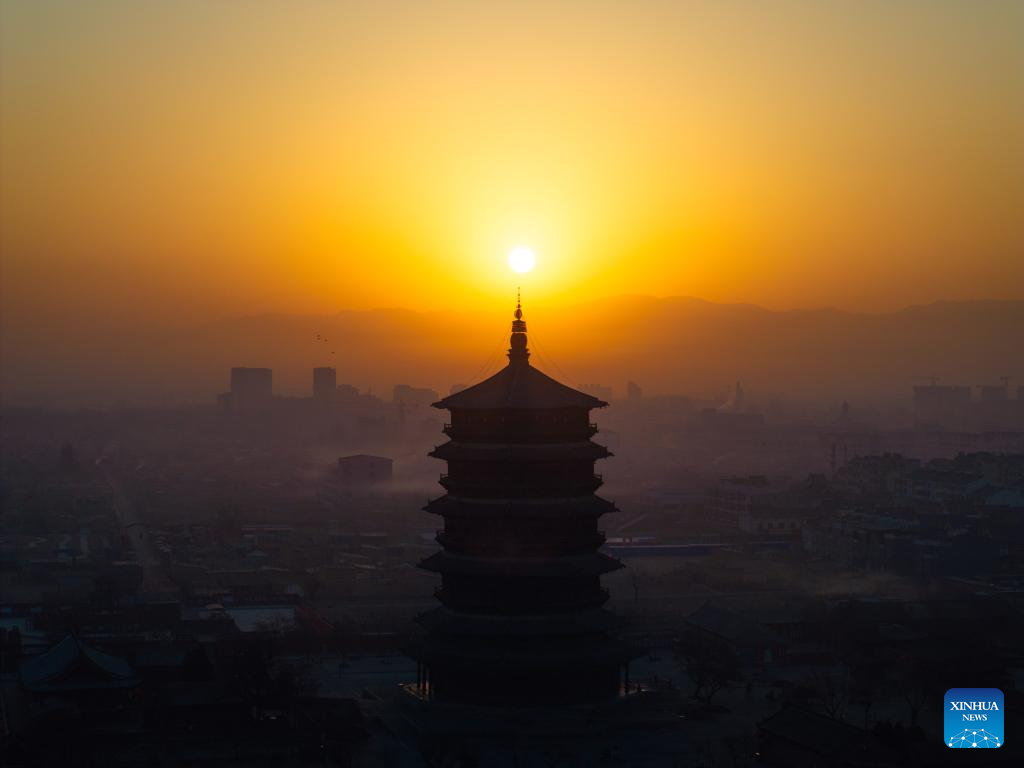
[19, 634, 138, 692]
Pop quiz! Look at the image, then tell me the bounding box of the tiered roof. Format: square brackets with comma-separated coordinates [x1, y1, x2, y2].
[434, 299, 606, 411]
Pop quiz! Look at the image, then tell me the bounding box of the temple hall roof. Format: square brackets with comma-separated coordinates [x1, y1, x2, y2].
[19, 634, 139, 693]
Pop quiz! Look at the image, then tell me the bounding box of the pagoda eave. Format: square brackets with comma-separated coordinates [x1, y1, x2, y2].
[429, 441, 612, 462]
[415, 606, 627, 636]
[418, 550, 624, 578]
[423, 494, 617, 519]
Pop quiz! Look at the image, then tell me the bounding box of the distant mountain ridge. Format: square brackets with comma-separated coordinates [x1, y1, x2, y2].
[2, 297, 1022, 407]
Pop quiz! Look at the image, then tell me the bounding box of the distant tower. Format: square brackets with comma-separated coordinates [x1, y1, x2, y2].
[229, 367, 272, 409]
[408, 298, 633, 707]
[627, 380, 643, 403]
[313, 367, 337, 405]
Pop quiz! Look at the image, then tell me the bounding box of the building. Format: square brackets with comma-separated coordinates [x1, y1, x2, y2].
[709, 475, 773, 531]
[913, 384, 971, 426]
[627, 380, 643, 402]
[407, 299, 634, 707]
[313, 366, 337, 404]
[335, 454, 393, 485]
[16, 634, 142, 732]
[757, 706, 891, 767]
[393, 384, 439, 407]
[226, 367, 273, 409]
[334, 383, 362, 404]
[708, 475, 813, 536]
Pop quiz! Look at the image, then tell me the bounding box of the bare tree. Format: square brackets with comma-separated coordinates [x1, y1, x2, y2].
[674, 628, 742, 707]
[805, 669, 850, 721]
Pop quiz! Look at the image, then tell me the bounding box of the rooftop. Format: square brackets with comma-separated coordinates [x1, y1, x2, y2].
[19, 634, 139, 692]
[434, 300, 606, 411]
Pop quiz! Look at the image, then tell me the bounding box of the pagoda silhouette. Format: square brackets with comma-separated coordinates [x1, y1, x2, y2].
[408, 297, 633, 707]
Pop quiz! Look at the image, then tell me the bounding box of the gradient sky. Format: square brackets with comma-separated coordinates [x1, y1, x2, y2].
[2, 0, 1023, 327]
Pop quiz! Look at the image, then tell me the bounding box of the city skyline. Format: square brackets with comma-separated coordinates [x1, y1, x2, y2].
[3, 293, 1022, 407]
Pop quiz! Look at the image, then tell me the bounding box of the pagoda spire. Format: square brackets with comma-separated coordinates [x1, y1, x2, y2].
[508, 288, 529, 365]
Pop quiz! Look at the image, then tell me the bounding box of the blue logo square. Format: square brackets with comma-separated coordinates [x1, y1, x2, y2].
[944, 688, 1003, 748]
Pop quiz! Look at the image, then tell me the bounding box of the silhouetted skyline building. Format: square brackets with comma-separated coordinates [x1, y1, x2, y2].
[227, 366, 272, 410]
[313, 366, 337, 404]
[393, 384, 439, 408]
[408, 299, 633, 707]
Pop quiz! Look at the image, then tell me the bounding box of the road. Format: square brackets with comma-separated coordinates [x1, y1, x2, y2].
[99, 459, 174, 594]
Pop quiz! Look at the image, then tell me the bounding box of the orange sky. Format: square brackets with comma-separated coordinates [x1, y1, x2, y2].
[2, 0, 1023, 327]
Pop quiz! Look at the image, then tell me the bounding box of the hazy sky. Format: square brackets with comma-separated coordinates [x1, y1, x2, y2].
[3, 0, 1023, 326]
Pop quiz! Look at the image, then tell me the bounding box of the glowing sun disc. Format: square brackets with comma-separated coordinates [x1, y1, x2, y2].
[507, 246, 536, 274]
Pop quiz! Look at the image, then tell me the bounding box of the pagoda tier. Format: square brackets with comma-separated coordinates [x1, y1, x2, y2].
[416, 606, 626, 636]
[424, 494, 617, 519]
[408, 299, 637, 708]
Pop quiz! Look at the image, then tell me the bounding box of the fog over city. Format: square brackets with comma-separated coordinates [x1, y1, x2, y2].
[3, 1, 1024, 766]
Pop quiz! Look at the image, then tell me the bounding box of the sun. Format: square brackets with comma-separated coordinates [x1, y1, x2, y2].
[507, 245, 536, 274]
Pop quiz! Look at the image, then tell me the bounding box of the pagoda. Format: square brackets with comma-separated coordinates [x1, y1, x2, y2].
[409, 298, 633, 707]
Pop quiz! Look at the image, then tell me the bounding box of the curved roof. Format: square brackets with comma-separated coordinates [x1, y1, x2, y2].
[19, 634, 138, 692]
[435, 362, 606, 411]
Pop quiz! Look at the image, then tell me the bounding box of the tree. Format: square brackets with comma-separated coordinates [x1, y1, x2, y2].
[805, 669, 850, 721]
[674, 628, 742, 706]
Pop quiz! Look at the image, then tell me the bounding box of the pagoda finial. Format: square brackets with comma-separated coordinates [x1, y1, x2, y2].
[508, 289, 529, 364]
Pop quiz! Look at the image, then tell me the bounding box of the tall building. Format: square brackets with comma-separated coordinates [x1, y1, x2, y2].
[229, 367, 272, 409]
[408, 300, 633, 707]
[627, 380, 643, 402]
[313, 366, 337, 404]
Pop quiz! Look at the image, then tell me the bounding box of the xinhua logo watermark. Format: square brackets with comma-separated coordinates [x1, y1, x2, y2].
[944, 688, 1003, 748]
